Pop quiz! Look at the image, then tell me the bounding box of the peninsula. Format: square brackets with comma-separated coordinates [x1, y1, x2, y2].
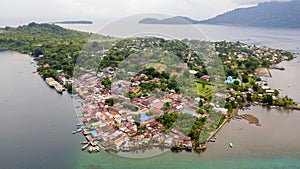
[52, 21, 93, 24]
[0, 23, 298, 154]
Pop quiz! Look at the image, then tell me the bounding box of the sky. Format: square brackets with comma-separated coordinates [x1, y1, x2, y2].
[0, 0, 291, 25]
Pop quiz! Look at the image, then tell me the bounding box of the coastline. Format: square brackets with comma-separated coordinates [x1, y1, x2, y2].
[2, 50, 300, 169]
[1, 21, 300, 169]
[199, 113, 231, 150]
[5, 47, 299, 154]
[1, 25, 298, 154]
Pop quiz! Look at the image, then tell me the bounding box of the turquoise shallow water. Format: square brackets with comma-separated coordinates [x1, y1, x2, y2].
[74, 151, 300, 169]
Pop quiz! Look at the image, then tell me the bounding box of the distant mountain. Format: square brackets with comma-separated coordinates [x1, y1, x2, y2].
[139, 0, 300, 28]
[52, 21, 93, 24]
[139, 16, 200, 24]
[201, 0, 300, 28]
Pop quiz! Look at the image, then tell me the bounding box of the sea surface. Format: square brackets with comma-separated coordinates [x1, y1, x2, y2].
[0, 21, 300, 169]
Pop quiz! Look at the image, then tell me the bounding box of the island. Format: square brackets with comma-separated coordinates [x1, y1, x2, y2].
[52, 21, 93, 24]
[139, 0, 300, 28]
[139, 16, 200, 25]
[0, 23, 298, 154]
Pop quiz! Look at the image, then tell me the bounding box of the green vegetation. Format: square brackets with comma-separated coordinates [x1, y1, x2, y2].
[0, 23, 297, 150]
[196, 82, 213, 96]
[262, 94, 273, 105]
[132, 114, 140, 123]
[0, 23, 94, 79]
[137, 125, 147, 135]
[138, 67, 170, 80]
[102, 77, 112, 88]
[216, 41, 293, 73]
[140, 82, 159, 92]
[146, 111, 155, 116]
[156, 112, 179, 130]
[172, 113, 196, 134]
[89, 118, 98, 123]
[124, 91, 140, 100]
[123, 103, 139, 111]
[275, 96, 295, 107]
[105, 98, 114, 106]
[161, 102, 171, 111]
[202, 1, 300, 28]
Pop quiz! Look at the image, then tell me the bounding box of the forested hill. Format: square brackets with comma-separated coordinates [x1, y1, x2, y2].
[139, 0, 300, 28]
[0, 22, 91, 53]
[139, 16, 200, 24]
[201, 0, 300, 28]
[0, 23, 93, 78]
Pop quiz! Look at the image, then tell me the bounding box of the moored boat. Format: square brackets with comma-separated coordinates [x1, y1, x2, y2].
[76, 123, 83, 129]
[209, 138, 216, 142]
[81, 143, 90, 151]
[81, 141, 88, 144]
[45, 77, 55, 87]
[270, 105, 279, 109]
[122, 146, 130, 152]
[54, 84, 65, 93]
[46, 77, 65, 93]
[229, 142, 233, 148]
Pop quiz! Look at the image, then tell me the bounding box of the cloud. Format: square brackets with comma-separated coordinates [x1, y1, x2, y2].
[233, 0, 291, 5]
[0, 0, 244, 24]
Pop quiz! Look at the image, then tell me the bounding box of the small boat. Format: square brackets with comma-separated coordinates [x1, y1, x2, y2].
[122, 147, 130, 152]
[72, 131, 77, 134]
[229, 142, 233, 148]
[76, 123, 83, 128]
[81, 143, 90, 151]
[239, 127, 244, 131]
[54, 84, 65, 93]
[71, 94, 79, 98]
[243, 107, 251, 110]
[81, 141, 88, 144]
[77, 128, 83, 132]
[46, 77, 55, 87]
[209, 138, 216, 142]
[270, 106, 278, 109]
[236, 116, 243, 120]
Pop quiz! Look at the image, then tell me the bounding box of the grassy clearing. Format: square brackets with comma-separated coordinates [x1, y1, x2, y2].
[195, 82, 213, 96]
[146, 63, 167, 70]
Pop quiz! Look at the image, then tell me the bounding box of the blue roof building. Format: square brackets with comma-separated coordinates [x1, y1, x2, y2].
[224, 76, 236, 84]
[140, 113, 150, 122]
[91, 130, 99, 138]
[183, 109, 195, 115]
[98, 73, 105, 78]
